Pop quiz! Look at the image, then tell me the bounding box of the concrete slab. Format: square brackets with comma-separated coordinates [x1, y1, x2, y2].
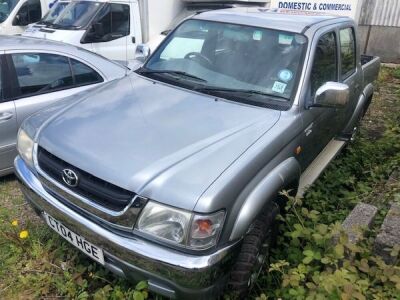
[374, 204, 400, 264]
[342, 203, 378, 243]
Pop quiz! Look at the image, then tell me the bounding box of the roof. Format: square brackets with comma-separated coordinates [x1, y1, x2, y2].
[0, 35, 94, 55]
[0, 35, 127, 78]
[194, 8, 351, 33]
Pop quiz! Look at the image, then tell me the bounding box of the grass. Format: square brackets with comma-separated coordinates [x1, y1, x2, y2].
[0, 67, 399, 299]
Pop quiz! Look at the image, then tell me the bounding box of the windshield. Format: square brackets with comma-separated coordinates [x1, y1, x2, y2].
[0, 0, 19, 23]
[39, 1, 69, 24]
[51, 1, 102, 29]
[143, 20, 307, 107]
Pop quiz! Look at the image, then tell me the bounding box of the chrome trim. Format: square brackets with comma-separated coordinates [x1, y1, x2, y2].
[32, 144, 145, 229]
[15, 156, 240, 295]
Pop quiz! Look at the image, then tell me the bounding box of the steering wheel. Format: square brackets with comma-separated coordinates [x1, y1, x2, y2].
[184, 52, 212, 67]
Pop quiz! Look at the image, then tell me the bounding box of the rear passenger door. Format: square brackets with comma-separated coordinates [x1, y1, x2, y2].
[0, 54, 18, 174]
[6, 51, 104, 129]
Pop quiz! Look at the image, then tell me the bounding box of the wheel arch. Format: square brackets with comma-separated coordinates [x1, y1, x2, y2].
[229, 157, 301, 241]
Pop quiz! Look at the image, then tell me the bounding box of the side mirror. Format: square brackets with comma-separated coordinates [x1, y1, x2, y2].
[93, 22, 104, 37]
[14, 12, 29, 26]
[135, 44, 151, 62]
[81, 22, 104, 43]
[313, 82, 350, 108]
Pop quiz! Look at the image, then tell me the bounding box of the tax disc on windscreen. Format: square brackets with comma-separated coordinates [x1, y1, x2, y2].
[278, 69, 293, 82]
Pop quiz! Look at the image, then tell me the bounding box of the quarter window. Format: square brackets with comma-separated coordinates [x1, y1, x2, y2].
[12, 53, 73, 96]
[71, 59, 103, 85]
[310, 32, 338, 95]
[340, 28, 356, 79]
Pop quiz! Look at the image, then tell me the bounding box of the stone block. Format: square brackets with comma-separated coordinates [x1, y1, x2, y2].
[342, 203, 378, 243]
[374, 204, 400, 264]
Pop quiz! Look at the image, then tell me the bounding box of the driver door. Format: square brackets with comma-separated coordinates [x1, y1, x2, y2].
[89, 3, 133, 61]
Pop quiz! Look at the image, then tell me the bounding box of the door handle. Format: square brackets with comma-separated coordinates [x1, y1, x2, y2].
[0, 112, 13, 122]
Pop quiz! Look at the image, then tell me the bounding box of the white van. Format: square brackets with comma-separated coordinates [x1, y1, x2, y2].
[0, 0, 54, 35]
[23, 0, 269, 61]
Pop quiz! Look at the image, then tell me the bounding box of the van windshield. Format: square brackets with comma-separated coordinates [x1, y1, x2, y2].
[39, 1, 69, 25]
[51, 1, 102, 29]
[142, 20, 307, 107]
[0, 0, 20, 23]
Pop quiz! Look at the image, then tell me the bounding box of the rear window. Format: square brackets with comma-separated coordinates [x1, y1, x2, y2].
[340, 27, 356, 79]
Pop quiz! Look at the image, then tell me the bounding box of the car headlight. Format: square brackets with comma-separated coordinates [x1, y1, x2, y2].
[17, 129, 34, 166]
[136, 201, 225, 250]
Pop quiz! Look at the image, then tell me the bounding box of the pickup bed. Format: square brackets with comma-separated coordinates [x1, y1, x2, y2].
[15, 8, 380, 299]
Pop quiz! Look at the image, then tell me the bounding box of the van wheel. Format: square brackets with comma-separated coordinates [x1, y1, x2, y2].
[228, 202, 280, 298]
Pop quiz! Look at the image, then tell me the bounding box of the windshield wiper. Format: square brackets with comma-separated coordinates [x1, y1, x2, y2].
[138, 69, 207, 83]
[196, 87, 288, 100]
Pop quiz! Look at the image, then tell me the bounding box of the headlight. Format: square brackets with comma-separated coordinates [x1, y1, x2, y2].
[17, 129, 34, 166]
[136, 201, 225, 250]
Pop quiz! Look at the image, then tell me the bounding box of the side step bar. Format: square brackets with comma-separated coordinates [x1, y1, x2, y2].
[297, 139, 346, 197]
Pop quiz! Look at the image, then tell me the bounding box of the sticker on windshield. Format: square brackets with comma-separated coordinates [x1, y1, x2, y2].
[272, 81, 287, 94]
[279, 34, 294, 45]
[278, 69, 293, 82]
[253, 30, 263, 41]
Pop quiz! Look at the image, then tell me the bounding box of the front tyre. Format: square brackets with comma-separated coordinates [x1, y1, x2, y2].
[228, 202, 279, 298]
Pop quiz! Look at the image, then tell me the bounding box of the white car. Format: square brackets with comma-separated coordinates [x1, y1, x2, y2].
[0, 35, 127, 176]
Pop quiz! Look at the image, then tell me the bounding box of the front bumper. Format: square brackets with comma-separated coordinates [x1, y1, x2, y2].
[14, 156, 240, 299]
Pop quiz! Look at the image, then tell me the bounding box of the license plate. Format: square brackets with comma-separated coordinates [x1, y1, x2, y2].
[44, 213, 104, 265]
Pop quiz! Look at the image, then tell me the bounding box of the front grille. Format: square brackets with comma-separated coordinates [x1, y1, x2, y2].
[37, 147, 135, 211]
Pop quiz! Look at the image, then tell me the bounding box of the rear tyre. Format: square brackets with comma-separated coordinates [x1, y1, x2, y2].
[228, 202, 280, 298]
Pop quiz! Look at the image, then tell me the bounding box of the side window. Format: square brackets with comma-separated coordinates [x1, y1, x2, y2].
[310, 32, 337, 96]
[11, 53, 73, 97]
[340, 28, 356, 79]
[15, 0, 42, 25]
[71, 59, 103, 85]
[91, 3, 130, 42]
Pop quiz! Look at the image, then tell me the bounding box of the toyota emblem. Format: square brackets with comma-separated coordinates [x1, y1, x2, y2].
[62, 169, 79, 187]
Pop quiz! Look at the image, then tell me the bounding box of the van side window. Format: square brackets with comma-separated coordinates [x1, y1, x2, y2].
[310, 32, 337, 96]
[16, 0, 42, 24]
[340, 28, 356, 79]
[71, 59, 103, 85]
[92, 3, 130, 42]
[11, 53, 73, 97]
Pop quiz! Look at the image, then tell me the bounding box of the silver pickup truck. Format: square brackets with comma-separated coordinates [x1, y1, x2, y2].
[15, 8, 380, 299]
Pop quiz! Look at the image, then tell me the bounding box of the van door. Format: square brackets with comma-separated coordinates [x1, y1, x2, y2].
[0, 55, 18, 175]
[89, 2, 132, 61]
[11, 0, 42, 34]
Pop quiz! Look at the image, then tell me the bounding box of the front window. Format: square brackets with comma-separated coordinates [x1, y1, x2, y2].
[0, 0, 20, 23]
[51, 1, 103, 29]
[39, 1, 69, 25]
[141, 20, 307, 108]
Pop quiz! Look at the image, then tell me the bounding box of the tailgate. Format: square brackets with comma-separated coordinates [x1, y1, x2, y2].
[361, 55, 381, 85]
